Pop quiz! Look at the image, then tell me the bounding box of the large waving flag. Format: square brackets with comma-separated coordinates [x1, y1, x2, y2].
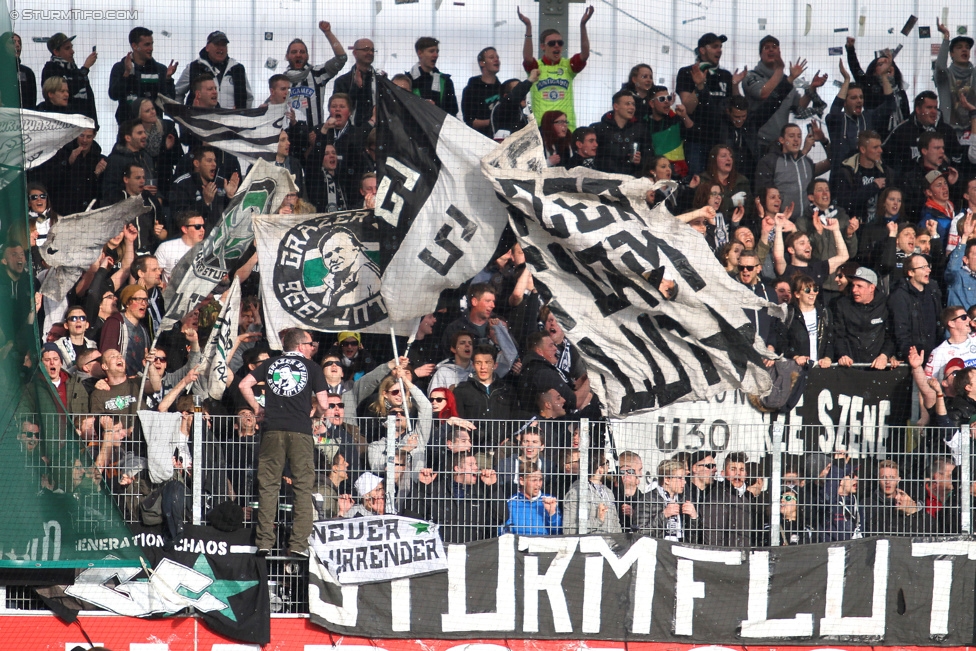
[374, 77, 509, 321]
[0, 108, 95, 168]
[161, 159, 297, 328]
[481, 126, 780, 418]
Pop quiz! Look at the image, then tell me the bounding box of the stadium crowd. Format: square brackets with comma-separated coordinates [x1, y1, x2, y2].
[8, 12, 976, 553]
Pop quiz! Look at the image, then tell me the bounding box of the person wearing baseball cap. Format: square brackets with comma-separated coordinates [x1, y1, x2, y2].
[42, 32, 98, 126]
[935, 17, 976, 132]
[832, 266, 897, 369]
[326, 331, 376, 382]
[676, 32, 734, 174]
[174, 30, 253, 109]
[917, 168, 956, 240]
[742, 33, 828, 149]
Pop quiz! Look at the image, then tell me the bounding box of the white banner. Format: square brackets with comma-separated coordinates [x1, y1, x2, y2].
[2, 108, 96, 169]
[482, 126, 781, 419]
[311, 515, 448, 585]
[200, 277, 241, 400]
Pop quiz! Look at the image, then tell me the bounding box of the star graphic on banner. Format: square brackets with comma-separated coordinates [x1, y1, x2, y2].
[176, 555, 258, 622]
[409, 522, 431, 534]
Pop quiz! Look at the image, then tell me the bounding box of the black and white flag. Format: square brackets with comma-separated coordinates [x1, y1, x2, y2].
[162, 159, 298, 329]
[39, 197, 149, 302]
[482, 127, 779, 418]
[201, 277, 242, 400]
[157, 96, 286, 164]
[374, 77, 509, 321]
[0, 108, 95, 169]
[252, 209, 413, 348]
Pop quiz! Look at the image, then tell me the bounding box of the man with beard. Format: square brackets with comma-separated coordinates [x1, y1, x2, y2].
[281, 21, 348, 157]
[774, 216, 850, 288]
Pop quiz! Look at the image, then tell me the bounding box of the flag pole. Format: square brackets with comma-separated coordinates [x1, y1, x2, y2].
[389, 325, 411, 432]
[136, 328, 163, 412]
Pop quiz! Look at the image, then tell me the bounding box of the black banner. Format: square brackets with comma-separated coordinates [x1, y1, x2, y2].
[63, 524, 270, 645]
[310, 534, 976, 645]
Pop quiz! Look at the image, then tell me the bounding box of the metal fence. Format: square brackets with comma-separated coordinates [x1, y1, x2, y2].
[14, 411, 974, 543]
[6, 410, 974, 613]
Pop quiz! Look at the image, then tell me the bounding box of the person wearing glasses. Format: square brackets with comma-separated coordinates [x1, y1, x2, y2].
[239, 327, 329, 557]
[365, 374, 432, 478]
[888, 254, 942, 362]
[779, 273, 834, 369]
[645, 86, 694, 179]
[762, 486, 813, 545]
[53, 305, 98, 368]
[831, 266, 897, 370]
[736, 250, 779, 352]
[98, 284, 151, 376]
[154, 210, 206, 283]
[517, 5, 594, 131]
[333, 38, 377, 126]
[539, 111, 573, 168]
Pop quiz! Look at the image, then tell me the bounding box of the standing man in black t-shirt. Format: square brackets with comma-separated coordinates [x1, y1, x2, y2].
[239, 328, 329, 557]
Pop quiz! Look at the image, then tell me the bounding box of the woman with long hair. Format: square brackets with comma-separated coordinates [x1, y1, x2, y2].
[858, 186, 906, 270]
[700, 145, 752, 219]
[540, 110, 573, 168]
[132, 97, 181, 197]
[365, 373, 432, 479]
[622, 63, 654, 121]
[844, 38, 910, 137]
[780, 273, 833, 368]
[691, 181, 744, 249]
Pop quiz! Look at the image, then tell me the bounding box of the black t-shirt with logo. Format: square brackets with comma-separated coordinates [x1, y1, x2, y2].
[250, 351, 327, 435]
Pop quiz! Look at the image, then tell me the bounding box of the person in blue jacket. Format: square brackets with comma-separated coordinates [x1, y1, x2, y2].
[500, 460, 562, 536]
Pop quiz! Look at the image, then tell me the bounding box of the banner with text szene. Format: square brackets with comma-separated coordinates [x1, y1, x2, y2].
[611, 366, 914, 473]
[309, 533, 975, 645]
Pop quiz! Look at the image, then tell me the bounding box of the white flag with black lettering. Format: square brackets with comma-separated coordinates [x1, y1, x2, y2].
[1, 108, 95, 169]
[252, 209, 413, 349]
[162, 159, 297, 329]
[374, 77, 508, 321]
[200, 277, 241, 400]
[482, 126, 780, 418]
[157, 96, 286, 164]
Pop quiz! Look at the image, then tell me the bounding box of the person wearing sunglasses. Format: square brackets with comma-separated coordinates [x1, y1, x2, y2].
[321, 354, 352, 394]
[687, 451, 718, 516]
[154, 210, 206, 283]
[736, 250, 779, 352]
[763, 486, 813, 545]
[780, 273, 833, 369]
[517, 4, 595, 131]
[26, 182, 59, 249]
[645, 85, 694, 179]
[53, 305, 98, 368]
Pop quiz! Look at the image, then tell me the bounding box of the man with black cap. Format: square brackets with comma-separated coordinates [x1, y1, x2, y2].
[831, 266, 898, 369]
[935, 18, 976, 133]
[676, 33, 741, 174]
[174, 31, 252, 109]
[742, 34, 828, 149]
[41, 32, 99, 126]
